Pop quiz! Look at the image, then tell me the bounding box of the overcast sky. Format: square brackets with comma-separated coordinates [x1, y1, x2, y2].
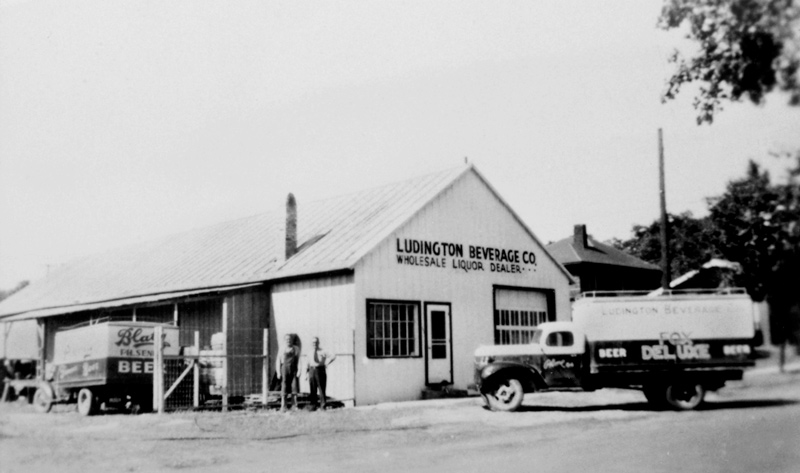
[1, 0, 799, 289]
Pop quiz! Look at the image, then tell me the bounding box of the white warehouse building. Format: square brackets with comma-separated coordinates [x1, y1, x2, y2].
[0, 164, 572, 406]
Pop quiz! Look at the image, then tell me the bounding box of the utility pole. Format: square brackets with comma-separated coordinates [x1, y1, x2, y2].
[658, 128, 671, 291]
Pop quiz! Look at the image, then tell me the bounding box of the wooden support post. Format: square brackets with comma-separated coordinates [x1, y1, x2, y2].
[658, 128, 671, 291]
[154, 325, 164, 414]
[221, 380, 228, 412]
[262, 328, 269, 406]
[1, 382, 10, 403]
[193, 331, 200, 408]
[352, 329, 356, 407]
[152, 335, 157, 412]
[2, 322, 8, 360]
[222, 300, 228, 413]
[37, 319, 46, 381]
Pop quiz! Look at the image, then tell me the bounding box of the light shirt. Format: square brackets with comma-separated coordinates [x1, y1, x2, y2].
[308, 347, 336, 368]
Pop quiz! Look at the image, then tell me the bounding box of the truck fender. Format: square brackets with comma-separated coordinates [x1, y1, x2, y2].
[479, 362, 546, 393]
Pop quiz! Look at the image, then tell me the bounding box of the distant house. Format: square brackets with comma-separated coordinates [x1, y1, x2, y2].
[546, 224, 661, 296]
[0, 164, 573, 406]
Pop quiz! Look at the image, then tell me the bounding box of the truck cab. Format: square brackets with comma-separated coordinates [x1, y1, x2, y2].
[474, 322, 586, 410]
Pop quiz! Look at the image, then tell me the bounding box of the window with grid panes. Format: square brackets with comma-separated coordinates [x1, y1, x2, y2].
[493, 309, 548, 344]
[494, 288, 550, 345]
[367, 301, 419, 357]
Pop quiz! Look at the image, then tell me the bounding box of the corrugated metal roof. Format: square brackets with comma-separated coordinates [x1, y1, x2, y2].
[0, 165, 472, 318]
[2, 284, 262, 321]
[546, 235, 661, 271]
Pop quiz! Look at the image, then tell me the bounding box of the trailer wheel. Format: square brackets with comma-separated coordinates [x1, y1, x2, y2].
[33, 386, 54, 414]
[77, 388, 97, 416]
[665, 382, 705, 411]
[485, 378, 524, 412]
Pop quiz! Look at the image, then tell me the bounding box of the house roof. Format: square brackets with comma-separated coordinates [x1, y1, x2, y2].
[647, 259, 742, 296]
[546, 225, 660, 272]
[0, 164, 571, 319]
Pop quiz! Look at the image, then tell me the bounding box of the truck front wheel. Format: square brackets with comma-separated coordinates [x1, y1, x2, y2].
[485, 378, 525, 412]
[77, 388, 97, 416]
[665, 382, 705, 411]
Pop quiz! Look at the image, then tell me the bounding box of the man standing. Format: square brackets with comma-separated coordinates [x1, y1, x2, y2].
[276, 334, 300, 412]
[307, 336, 336, 410]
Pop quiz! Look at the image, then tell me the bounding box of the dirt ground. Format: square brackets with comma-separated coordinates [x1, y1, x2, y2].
[0, 384, 657, 473]
[1, 350, 798, 473]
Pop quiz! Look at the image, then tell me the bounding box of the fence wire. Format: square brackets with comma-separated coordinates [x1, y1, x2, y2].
[156, 328, 348, 412]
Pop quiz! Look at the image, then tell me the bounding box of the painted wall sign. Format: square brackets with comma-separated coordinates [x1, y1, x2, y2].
[588, 337, 753, 367]
[54, 357, 158, 385]
[640, 331, 711, 361]
[395, 238, 537, 275]
[572, 295, 755, 341]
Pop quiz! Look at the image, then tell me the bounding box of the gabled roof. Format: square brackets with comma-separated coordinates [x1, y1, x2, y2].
[546, 225, 660, 272]
[1, 164, 569, 319]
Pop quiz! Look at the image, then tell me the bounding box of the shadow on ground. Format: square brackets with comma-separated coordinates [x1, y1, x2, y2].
[508, 398, 798, 413]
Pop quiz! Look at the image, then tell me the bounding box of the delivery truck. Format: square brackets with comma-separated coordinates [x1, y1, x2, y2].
[474, 289, 759, 411]
[32, 321, 179, 415]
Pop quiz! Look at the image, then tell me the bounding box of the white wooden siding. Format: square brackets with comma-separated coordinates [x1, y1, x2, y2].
[354, 171, 571, 405]
[270, 274, 356, 403]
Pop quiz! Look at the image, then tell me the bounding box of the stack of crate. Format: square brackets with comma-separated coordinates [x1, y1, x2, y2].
[199, 332, 225, 396]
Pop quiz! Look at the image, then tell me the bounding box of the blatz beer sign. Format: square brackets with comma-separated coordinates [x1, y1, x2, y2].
[114, 327, 173, 357]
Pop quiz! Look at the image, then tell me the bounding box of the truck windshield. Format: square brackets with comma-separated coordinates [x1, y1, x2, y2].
[531, 329, 543, 344]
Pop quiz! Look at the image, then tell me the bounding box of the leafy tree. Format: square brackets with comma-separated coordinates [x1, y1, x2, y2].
[659, 0, 800, 124]
[708, 158, 800, 352]
[611, 211, 720, 281]
[614, 156, 800, 365]
[707, 161, 778, 300]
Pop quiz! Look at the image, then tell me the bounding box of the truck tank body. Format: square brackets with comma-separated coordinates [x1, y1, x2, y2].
[572, 291, 756, 373]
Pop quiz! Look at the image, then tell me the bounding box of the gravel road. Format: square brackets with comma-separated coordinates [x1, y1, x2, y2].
[1, 367, 798, 473]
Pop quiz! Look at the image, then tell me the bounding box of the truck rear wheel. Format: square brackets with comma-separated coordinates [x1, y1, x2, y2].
[485, 378, 524, 412]
[77, 388, 97, 416]
[665, 382, 705, 410]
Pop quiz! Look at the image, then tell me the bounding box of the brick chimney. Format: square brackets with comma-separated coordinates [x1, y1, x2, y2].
[573, 224, 588, 248]
[285, 193, 297, 260]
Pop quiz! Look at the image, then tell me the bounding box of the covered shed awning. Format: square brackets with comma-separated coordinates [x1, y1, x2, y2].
[0, 283, 262, 322]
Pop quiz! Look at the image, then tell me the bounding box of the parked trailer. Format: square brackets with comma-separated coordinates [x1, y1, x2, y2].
[33, 321, 179, 415]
